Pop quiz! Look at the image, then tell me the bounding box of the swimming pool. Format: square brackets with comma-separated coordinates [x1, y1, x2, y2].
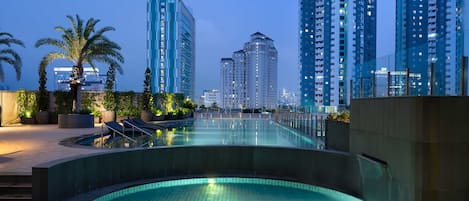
[77, 119, 320, 149]
[94, 178, 362, 201]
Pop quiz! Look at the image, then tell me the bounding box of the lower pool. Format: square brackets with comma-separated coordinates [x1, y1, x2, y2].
[93, 178, 361, 201]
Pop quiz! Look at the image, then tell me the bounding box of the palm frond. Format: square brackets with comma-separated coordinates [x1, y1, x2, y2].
[0, 49, 22, 80]
[84, 18, 100, 39]
[0, 63, 3, 82]
[35, 38, 67, 49]
[88, 55, 123, 74]
[0, 32, 13, 38]
[38, 52, 68, 73]
[66, 15, 78, 38]
[0, 38, 25, 47]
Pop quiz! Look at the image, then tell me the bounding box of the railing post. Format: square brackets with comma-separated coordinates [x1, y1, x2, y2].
[349, 79, 353, 104]
[387, 71, 391, 97]
[430, 63, 435, 96]
[360, 77, 364, 98]
[460, 56, 468, 96]
[406, 67, 410, 96]
[372, 72, 377, 97]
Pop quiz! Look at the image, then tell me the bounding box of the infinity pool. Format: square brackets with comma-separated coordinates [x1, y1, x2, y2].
[77, 119, 319, 149]
[94, 178, 362, 201]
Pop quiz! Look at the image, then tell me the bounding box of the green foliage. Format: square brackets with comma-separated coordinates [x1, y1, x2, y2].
[161, 93, 175, 114]
[0, 32, 24, 82]
[327, 111, 351, 123]
[91, 109, 102, 117]
[140, 67, 152, 110]
[16, 90, 37, 118]
[81, 92, 98, 113]
[174, 93, 185, 108]
[151, 107, 163, 116]
[175, 107, 191, 117]
[116, 91, 139, 117]
[182, 99, 196, 110]
[53, 91, 72, 114]
[36, 67, 48, 111]
[103, 65, 116, 111]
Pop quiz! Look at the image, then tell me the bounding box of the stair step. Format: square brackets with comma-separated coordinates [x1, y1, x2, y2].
[0, 194, 32, 201]
[0, 184, 31, 188]
[0, 176, 31, 184]
[0, 175, 32, 201]
[0, 186, 31, 196]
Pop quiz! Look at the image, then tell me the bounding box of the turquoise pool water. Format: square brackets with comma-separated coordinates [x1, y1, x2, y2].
[79, 119, 319, 149]
[94, 178, 362, 201]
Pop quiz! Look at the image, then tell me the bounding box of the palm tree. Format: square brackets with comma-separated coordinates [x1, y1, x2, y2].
[36, 15, 124, 112]
[0, 32, 24, 82]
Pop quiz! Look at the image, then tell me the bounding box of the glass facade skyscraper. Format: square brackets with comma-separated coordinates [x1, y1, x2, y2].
[147, 0, 195, 98]
[221, 32, 278, 109]
[395, 0, 464, 96]
[299, 0, 376, 110]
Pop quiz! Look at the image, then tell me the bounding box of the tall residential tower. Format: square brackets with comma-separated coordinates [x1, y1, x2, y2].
[147, 0, 195, 98]
[299, 0, 376, 111]
[395, 0, 465, 96]
[221, 32, 278, 109]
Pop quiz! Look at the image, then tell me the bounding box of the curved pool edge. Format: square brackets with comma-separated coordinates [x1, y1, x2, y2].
[94, 177, 362, 201]
[33, 146, 363, 201]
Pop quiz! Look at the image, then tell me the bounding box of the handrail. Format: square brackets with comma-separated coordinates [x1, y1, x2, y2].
[122, 120, 154, 137]
[103, 122, 137, 143]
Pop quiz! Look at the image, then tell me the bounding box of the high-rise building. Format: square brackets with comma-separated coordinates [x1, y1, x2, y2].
[395, 0, 464, 96]
[200, 89, 221, 108]
[221, 32, 278, 109]
[299, 0, 376, 110]
[147, 0, 195, 98]
[350, 0, 377, 98]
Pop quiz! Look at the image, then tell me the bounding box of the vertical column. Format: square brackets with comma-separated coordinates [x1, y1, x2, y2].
[387, 72, 391, 97]
[460, 56, 468, 96]
[406, 67, 410, 96]
[430, 63, 435, 96]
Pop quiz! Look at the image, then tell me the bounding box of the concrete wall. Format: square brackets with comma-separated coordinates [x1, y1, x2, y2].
[0, 91, 21, 126]
[326, 120, 350, 152]
[32, 146, 362, 201]
[351, 97, 469, 201]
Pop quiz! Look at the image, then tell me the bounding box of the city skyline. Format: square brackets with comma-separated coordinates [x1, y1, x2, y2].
[0, 0, 397, 99]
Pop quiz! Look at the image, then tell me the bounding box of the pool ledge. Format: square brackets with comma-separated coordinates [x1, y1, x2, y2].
[33, 146, 363, 201]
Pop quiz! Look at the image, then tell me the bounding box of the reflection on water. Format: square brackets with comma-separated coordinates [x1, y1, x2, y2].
[84, 119, 317, 149]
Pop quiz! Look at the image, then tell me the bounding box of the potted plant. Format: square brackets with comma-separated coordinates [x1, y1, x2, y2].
[36, 65, 49, 124]
[140, 67, 153, 122]
[102, 64, 117, 122]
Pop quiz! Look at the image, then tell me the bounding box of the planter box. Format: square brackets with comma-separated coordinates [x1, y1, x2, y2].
[21, 117, 36, 124]
[36, 111, 50, 124]
[58, 114, 94, 128]
[325, 119, 350, 152]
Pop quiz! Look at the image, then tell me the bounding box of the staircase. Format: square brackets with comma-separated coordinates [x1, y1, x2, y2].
[0, 174, 32, 201]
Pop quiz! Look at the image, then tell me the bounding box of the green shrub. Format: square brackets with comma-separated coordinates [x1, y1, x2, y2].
[116, 91, 139, 117]
[53, 91, 72, 114]
[17, 90, 37, 118]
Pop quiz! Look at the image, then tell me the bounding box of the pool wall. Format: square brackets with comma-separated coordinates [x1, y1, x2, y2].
[32, 146, 362, 201]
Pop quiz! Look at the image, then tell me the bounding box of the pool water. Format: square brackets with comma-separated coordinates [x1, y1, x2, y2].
[78, 119, 319, 149]
[94, 178, 362, 201]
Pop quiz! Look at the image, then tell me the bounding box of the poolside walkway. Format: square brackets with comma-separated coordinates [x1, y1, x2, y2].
[0, 124, 108, 174]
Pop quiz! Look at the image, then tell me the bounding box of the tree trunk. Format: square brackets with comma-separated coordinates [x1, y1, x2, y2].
[76, 85, 82, 112]
[71, 65, 83, 113]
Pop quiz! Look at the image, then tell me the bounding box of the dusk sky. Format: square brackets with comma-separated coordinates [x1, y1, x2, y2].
[0, 0, 395, 97]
